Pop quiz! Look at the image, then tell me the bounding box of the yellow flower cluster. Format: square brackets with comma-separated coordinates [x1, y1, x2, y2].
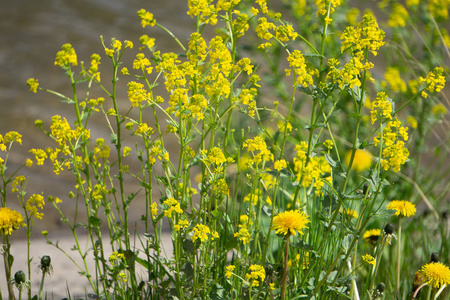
[387, 4, 409, 27]
[274, 159, 287, 171]
[0, 131, 22, 152]
[234, 214, 253, 245]
[55, 43, 78, 68]
[187, 33, 207, 64]
[225, 265, 235, 279]
[187, 0, 218, 25]
[428, 0, 450, 20]
[133, 53, 153, 74]
[384, 67, 407, 93]
[0, 207, 25, 235]
[362, 254, 375, 266]
[293, 143, 332, 195]
[174, 219, 189, 231]
[26, 78, 39, 93]
[26, 194, 45, 220]
[137, 9, 156, 28]
[285, 50, 317, 88]
[370, 92, 392, 124]
[163, 198, 183, 218]
[272, 210, 309, 236]
[191, 223, 218, 242]
[341, 13, 385, 58]
[88, 53, 101, 82]
[314, 0, 342, 24]
[245, 264, 265, 287]
[243, 136, 274, 165]
[432, 103, 447, 116]
[374, 118, 409, 172]
[127, 81, 151, 107]
[419, 67, 446, 98]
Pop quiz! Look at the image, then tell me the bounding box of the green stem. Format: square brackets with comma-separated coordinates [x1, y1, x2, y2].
[397, 219, 402, 298]
[38, 271, 46, 300]
[280, 233, 291, 300]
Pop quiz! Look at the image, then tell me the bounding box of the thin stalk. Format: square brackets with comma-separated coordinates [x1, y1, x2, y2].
[280, 233, 291, 300]
[397, 219, 402, 298]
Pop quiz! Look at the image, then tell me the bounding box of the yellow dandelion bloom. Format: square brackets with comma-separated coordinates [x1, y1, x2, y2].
[363, 228, 381, 246]
[0, 207, 25, 235]
[420, 262, 450, 288]
[345, 149, 372, 172]
[272, 210, 309, 236]
[386, 200, 416, 217]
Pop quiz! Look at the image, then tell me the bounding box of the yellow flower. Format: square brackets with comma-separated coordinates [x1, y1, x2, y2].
[234, 228, 251, 244]
[384, 67, 407, 93]
[272, 210, 309, 236]
[55, 43, 78, 68]
[339, 208, 359, 219]
[362, 254, 376, 265]
[225, 265, 235, 279]
[163, 198, 183, 218]
[387, 200, 416, 217]
[26, 194, 45, 219]
[137, 9, 156, 28]
[274, 159, 287, 171]
[0, 207, 25, 235]
[191, 224, 215, 243]
[245, 264, 265, 287]
[420, 262, 450, 288]
[27, 78, 39, 93]
[345, 149, 372, 172]
[363, 228, 381, 246]
[432, 103, 447, 116]
[387, 4, 409, 27]
[419, 67, 446, 97]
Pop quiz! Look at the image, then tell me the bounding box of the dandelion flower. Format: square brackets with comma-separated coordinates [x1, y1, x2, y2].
[420, 262, 450, 288]
[272, 210, 309, 236]
[0, 207, 25, 235]
[363, 228, 381, 246]
[387, 200, 416, 217]
[345, 149, 372, 172]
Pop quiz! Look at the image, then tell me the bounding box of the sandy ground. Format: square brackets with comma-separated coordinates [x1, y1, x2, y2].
[1, 233, 173, 299]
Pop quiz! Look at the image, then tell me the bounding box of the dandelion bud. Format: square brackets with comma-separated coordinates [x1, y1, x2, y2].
[265, 264, 274, 276]
[384, 223, 394, 235]
[430, 252, 439, 263]
[376, 282, 385, 293]
[14, 270, 26, 285]
[41, 255, 51, 268]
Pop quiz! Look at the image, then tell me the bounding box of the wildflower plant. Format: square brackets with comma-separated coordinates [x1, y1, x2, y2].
[0, 0, 446, 299]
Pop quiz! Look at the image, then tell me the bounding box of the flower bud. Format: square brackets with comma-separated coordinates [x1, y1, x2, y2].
[430, 252, 439, 263]
[384, 223, 394, 235]
[41, 255, 51, 268]
[376, 282, 385, 293]
[14, 270, 26, 285]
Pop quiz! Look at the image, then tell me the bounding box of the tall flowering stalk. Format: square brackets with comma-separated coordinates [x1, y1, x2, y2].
[387, 200, 416, 297]
[272, 210, 309, 300]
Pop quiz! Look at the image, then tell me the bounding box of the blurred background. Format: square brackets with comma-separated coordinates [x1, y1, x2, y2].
[0, 0, 195, 236]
